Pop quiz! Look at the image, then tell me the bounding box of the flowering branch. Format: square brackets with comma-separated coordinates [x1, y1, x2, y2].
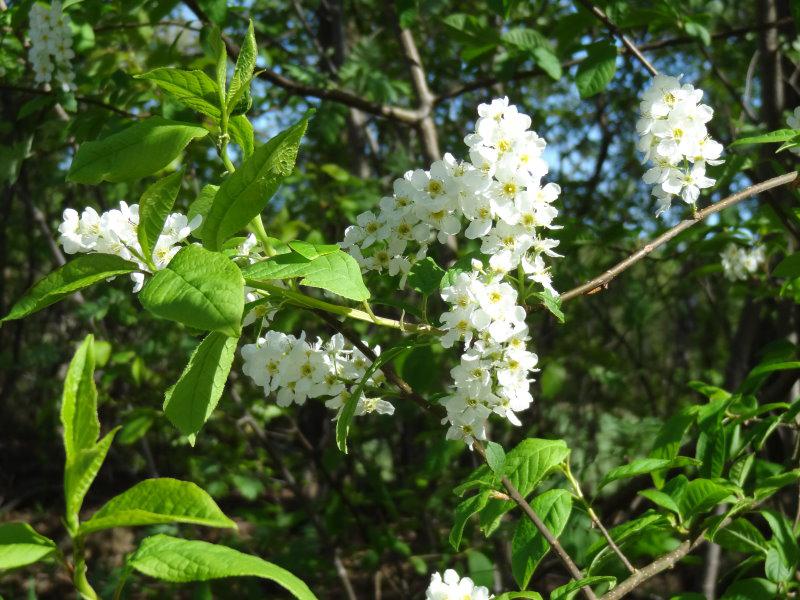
[574, 0, 658, 77]
[559, 171, 800, 303]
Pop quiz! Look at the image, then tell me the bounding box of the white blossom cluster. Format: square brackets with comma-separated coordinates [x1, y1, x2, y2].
[341, 97, 561, 293]
[240, 331, 394, 417]
[425, 569, 492, 600]
[720, 243, 765, 281]
[438, 264, 538, 445]
[637, 75, 723, 216]
[57, 202, 200, 292]
[787, 107, 800, 156]
[28, 1, 76, 90]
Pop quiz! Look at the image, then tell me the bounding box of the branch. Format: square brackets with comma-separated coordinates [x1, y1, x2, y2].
[394, 12, 441, 162]
[182, 0, 423, 125]
[437, 19, 793, 103]
[0, 84, 139, 118]
[575, 0, 658, 76]
[473, 442, 598, 600]
[559, 172, 800, 303]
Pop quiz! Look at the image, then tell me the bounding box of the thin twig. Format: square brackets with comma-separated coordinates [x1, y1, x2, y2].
[560, 172, 800, 302]
[575, 0, 658, 76]
[562, 462, 636, 574]
[0, 84, 140, 118]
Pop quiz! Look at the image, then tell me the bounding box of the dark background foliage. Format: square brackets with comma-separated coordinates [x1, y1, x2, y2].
[1, 0, 799, 597]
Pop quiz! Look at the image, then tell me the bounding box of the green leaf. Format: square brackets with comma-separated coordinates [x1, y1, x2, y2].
[533, 46, 562, 80]
[297, 250, 370, 301]
[207, 25, 227, 96]
[760, 510, 799, 580]
[163, 332, 239, 439]
[599, 456, 698, 489]
[586, 511, 668, 568]
[407, 257, 445, 295]
[502, 27, 549, 51]
[188, 184, 219, 240]
[730, 129, 799, 147]
[739, 361, 800, 395]
[79, 478, 236, 535]
[496, 593, 543, 600]
[638, 489, 681, 514]
[67, 117, 208, 184]
[139, 245, 244, 337]
[575, 41, 617, 98]
[129, 534, 317, 600]
[135, 68, 220, 119]
[550, 576, 616, 600]
[229, 115, 254, 157]
[754, 469, 800, 501]
[649, 406, 698, 486]
[479, 439, 570, 534]
[2, 254, 138, 322]
[287, 241, 340, 260]
[534, 290, 564, 323]
[61, 335, 100, 464]
[244, 252, 314, 281]
[137, 169, 184, 263]
[336, 340, 421, 452]
[678, 479, 737, 521]
[203, 114, 310, 250]
[226, 20, 257, 114]
[485, 441, 506, 476]
[712, 518, 768, 555]
[0, 523, 57, 570]
[719, 578, 776, 599]
[512, 489, 572, 589]
[450, 490, 491, 550]
[64, 428, 119, 533]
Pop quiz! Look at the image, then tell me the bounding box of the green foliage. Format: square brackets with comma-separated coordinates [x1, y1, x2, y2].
[66, 117, 208, 184]
[139, 245, 244, 336]
[163, 331, 239, 440]
[78, 478, 236, 534]
[136, 169, 184, 264]
[511, 489, 572, 588]
[202, 114, 311, 250]
[1, 254, 138, 322]
[574, 41, 617, 98]
[0, 524, 57, 570]
[128, 535, 318, 599]
[136, 68, 221, 119]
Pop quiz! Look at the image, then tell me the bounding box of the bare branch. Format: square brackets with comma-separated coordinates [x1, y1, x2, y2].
[560, 172, 800, 302]
[574, 0, 658, 76]
[395, 19, 441, 161]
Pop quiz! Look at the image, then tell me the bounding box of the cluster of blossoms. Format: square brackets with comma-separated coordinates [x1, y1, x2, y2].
[637, 74, 723, 216]
[341, 97, 561, 294]
[29, 1, 76, 90]
[240, 332, 393, 417]
[425, 569, 492, 600]
[438, 264, 538, 444]
[57, 202, 200, 292]
[720, 242, 765, 281]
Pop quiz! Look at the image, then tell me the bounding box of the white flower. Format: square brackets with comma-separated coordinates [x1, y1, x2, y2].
[28, 1, 76, 90]
[426, 569, 492, 600]
[638, 74, 723, 214]
[720, 242, 765, 281]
